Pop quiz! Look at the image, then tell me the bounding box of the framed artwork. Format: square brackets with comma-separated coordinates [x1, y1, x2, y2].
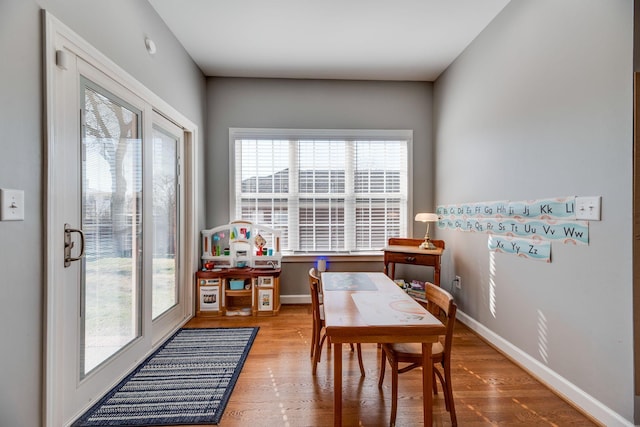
[258, 276, 273, 287]
[258, 288, 273, 311]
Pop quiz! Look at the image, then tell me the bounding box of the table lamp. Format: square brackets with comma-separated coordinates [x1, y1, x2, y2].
[415, 213, 439, 250]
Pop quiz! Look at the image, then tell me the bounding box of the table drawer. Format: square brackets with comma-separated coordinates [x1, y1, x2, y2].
[385, 252, 439, 266]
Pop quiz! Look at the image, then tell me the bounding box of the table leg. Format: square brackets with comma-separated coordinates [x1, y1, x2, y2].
[422, 342, 433, 426]
[334, 342, 343, 426]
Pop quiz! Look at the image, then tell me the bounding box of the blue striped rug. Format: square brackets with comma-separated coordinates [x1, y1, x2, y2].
[72, 327, 259, 426]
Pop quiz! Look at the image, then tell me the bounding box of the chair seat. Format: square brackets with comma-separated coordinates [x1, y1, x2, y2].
[385, 341, 444, 360]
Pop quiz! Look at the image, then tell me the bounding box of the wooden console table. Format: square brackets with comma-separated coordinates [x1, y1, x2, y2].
[382, 238, 445, 287]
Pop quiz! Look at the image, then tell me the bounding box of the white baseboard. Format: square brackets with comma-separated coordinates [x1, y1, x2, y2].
[456, 310, 633, 427]
[281, 294, 310, 305]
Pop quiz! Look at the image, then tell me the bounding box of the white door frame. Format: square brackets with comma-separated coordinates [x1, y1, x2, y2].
[43, 11, 198, 427]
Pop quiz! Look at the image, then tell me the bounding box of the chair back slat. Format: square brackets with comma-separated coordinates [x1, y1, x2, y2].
[424, 283, 457, 355]
[308, 268, 322, 324]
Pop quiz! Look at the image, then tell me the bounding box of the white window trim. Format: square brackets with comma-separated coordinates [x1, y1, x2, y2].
[229, 128, 414, 254]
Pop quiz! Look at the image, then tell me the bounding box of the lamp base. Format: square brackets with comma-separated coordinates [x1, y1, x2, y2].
[419, 239, 436, 250]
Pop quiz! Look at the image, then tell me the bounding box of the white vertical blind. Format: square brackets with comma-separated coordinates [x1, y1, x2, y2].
[231, 129, 410, 252]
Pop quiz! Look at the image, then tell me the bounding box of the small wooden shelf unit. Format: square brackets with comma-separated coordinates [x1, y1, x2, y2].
[196, 268, 281, 317]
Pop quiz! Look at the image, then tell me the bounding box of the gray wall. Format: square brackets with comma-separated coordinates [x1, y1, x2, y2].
[206, 78, 435, 295]
[0, 1, 206, 426]
[635, 0, 639, 71]
[433, 0, 633, 421]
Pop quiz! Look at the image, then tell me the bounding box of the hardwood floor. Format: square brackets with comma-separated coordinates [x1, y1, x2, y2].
[183, 305, 598, 426]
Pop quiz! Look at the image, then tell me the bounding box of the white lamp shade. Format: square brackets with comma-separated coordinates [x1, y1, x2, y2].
[414, 213, 439, 222]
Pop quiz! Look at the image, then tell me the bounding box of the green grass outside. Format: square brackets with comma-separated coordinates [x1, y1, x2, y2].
[84, 256, 176, 369]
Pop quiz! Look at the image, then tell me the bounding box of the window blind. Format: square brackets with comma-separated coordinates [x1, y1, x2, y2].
[231, 129, 410, 253]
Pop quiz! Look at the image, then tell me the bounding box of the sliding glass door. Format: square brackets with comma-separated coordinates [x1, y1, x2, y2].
[45, 32, 194, 424]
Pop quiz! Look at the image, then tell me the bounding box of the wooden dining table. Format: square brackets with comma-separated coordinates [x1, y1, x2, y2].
[321, 271, 446, 426]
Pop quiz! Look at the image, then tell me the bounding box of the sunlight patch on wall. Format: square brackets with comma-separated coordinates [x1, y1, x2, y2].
[537, 309, 549, 364]
[489, 251, 497, 318]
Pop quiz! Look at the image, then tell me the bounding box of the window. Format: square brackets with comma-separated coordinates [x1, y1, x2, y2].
[231, 129, 411, 253]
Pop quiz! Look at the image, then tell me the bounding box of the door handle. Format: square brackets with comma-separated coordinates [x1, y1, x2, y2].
[64, 223, 85, 267]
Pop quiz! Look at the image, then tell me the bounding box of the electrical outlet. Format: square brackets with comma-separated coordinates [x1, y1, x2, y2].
[575, 196, 601, 220]
[454, 275, 461, 289]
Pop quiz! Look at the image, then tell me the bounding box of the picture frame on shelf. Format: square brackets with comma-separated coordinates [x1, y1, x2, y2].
[258, 276, 273, 287]
[258, 288, 273, 311]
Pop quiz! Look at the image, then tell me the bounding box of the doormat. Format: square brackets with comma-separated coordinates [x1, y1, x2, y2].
[72, 327, 259, 426]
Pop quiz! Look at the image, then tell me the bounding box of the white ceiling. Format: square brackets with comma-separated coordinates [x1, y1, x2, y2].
[148, 0, 510, 81]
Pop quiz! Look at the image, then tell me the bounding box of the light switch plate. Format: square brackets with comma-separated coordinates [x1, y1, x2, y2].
[0, 189, 25, 221]
[575, 196, 601, 221]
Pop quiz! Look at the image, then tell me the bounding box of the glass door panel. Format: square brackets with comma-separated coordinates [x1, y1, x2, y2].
[152, 124, 179, 319]
[81, 79, 142, 376]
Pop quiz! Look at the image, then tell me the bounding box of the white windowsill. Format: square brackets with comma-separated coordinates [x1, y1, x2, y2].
[282, 251, 383, 263]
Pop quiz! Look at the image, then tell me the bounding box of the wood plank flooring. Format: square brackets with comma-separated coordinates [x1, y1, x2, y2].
[183, 305, 598, 426]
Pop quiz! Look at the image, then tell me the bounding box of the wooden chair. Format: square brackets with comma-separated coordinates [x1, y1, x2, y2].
[378, 282, 458, 426]
[308, 268, 365, 376]
[308, 268, 326, 365]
